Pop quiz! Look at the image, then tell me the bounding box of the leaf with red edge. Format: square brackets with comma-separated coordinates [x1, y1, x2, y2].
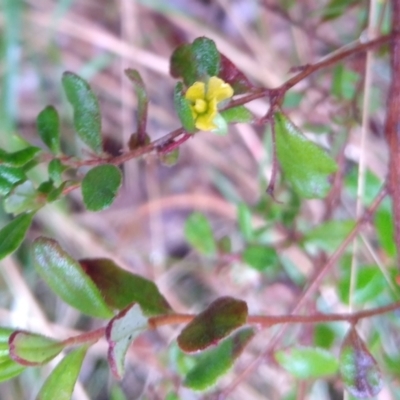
[219, 54, 255, 94]
[79, 258, 172, 316]
[339, 327, 383, 398]
[9, 331, 64, 366]
[106, 303, 148, 380]
[177, 296, 248, 353]
[184, 327, 255, 391]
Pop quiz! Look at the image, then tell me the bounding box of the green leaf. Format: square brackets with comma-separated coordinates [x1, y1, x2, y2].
[237, 203, 253, 241]
[3, 181, 43, 215]
[36, 105, 61, 154]
[219, 53, 254, 95]
[184, 212, 216, 256]
[81, 164, 122, 211]
[124, 69, 148, 137]
[48, 159, 66, 186]
[314, 324, 336, 349]
[0, 146, 41, 167]
[177, 296, 248, 353]
[174, 82, 196, 133]
[160, 148, 180, 167]
[338, 264, 388, 305]
[0, 328, 14, 359]
[242, 245, 278, 271]
[220, 106, 253, 124]
[332, 65, 359, 100]
[302, 220, 354, 254]
[0, 356, 25, 382]
[9, 331, 64, 366]
[275, 346, 339, 379]
[375, 198, 396, 257]
[274, 112, 337, 198]
[184, 327, 255, 390]
[0, 212, 34, 260]
[339, 327, 382, 398]
[170, 37, 220, 86]
[106, 303, 148, 379]
[0, 165, 26, 196]
[32, 237, 114, 319]
[79, 258, 172, 316]
[322, 0, 361, 21]
[36, 345, 88, 400]
[62, 71, 103, 153]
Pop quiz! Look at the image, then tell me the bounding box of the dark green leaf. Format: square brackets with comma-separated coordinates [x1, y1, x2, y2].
[242, 245, 277, 271]
[220, 105, 253, 124]
[314, 324, 336, 349]
[106, 304, 148, 379]
[322, 0, 361, 21]
[47, 181, 68, 203]
[170, 37, 220, 86]
[0, 146, 41, 167]
[0, 166, 26, 196]
[79, 258, 172, 316]
[32, 237, 114, 319]
[177, 296, 248, 352]
[219, 54, 254, 94]
[275, 346, 338, 379]
[184, 212, 216, 256]
[184, 327, 254, 390]
[174, 82, 196, 133]
[0, 212, 34, 260]
[62, 71, 102, 153]
[274, 112, 337, 198]
[81, 164, 122, 211]
[36, 105, 61, 154]
[0, 356, 25, 382]
[9, 331, 64, 366]
[339, 327, 382, 398]
[3, 181, 43, 215]
[124, 69, 148, 137]
[36, 345, 88, 400]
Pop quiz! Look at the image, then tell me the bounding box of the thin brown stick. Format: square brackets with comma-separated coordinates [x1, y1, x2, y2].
[385, 0, 400, 267]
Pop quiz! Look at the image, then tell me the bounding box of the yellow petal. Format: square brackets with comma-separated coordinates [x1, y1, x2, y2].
[207, 77, 234, 103]
[185, 82, 205, 102]
[195, 105, 217, 131]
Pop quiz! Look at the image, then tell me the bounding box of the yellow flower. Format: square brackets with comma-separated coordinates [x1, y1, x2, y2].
[185, 77, 234, 131]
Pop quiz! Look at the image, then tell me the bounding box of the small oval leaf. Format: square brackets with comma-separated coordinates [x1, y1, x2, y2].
[81, 164, 122, 211]
[79, 258, 172, 316]
[36, 106, 61, 154]
[36, 345, 88, 400]
[62, 71, 103, 153]
[106, 304, 148, 380]
[32, 237, 114, 319]
[274, 112, 337, 198]
[177, 296, 248, 353]
[220, 105, 253, 124]
[184, 212, 216, 256]
[275, 346, 339, 379]
[184, 327, 255, 391]
[339, 327, 383, 398]
[0, 212, 34, 260]
[0, 166, 27, 196]
[0, 146, 41, 167]
[9, 331, 64, 366]
[4, 181, 43, 216]
[219, 54, 255, 94]
[174, 82, 196, 133]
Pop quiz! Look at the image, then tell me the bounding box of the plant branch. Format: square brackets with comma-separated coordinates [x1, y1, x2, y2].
[385, 0, 400, 267]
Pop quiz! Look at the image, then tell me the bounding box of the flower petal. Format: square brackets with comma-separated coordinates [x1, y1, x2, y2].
[207, 77, 234, 103]
[185, 82, 205, 102]
[195, 102, 217, 131]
